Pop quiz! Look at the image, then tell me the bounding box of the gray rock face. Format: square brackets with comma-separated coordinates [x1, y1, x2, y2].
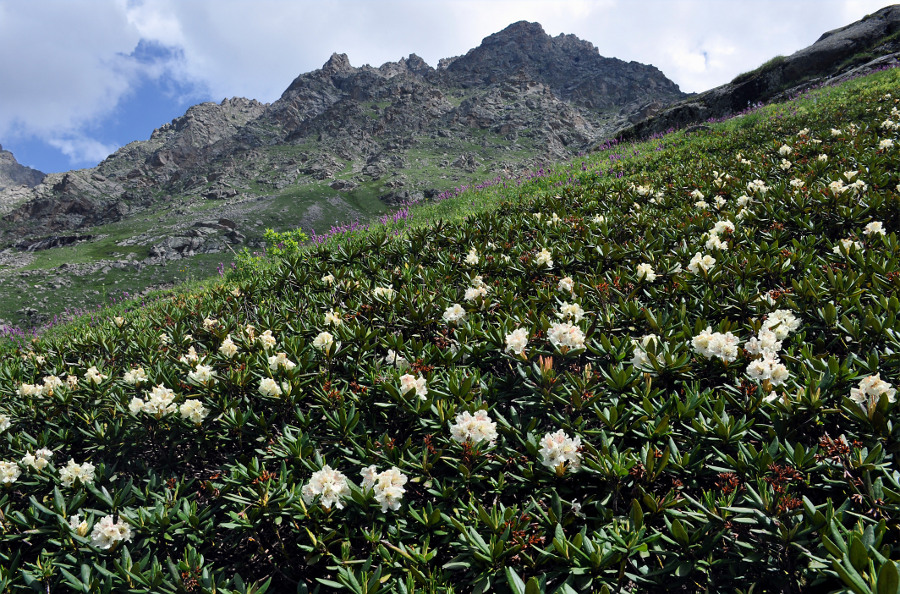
[440, 21, 683, 111]
[617, 4, 900, 141]
[0, 144, 44, 191]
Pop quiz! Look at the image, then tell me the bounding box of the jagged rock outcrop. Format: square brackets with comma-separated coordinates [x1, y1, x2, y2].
[0, 144, 44, 191]
[616, 4, 900, 141]
[439, 21, 683, 111]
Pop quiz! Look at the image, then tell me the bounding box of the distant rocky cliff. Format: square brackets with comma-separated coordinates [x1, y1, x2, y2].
[0, 144, 44, 191]
[617, 4, 900, 141]
[0, 20, 684, 242]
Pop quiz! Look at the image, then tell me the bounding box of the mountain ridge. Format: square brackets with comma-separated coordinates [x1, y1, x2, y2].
[0, 20, 685, 243]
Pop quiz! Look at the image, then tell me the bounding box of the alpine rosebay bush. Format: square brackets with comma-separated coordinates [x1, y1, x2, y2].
[1, 68, 899, 593]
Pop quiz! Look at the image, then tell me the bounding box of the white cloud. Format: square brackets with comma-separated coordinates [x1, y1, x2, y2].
[47, 136, 120, 166]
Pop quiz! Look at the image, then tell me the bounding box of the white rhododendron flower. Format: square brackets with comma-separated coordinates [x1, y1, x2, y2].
[0, 414, 10, 432]
[505, 328, 529, 356]
[593, 215, 606, 224]
[123, 367, 148, 385]
[747, 179, 768, 194]
[259, 330, 277, 349]
[90, 515, 133, 550]
[188, 364, 216, 386]
[778, 144, 792, 156]
[373, 286, 396, 301]
[692, 327, 741, 362]
[268, 352, 296, 372]
[790, 178, 804, 189]
[558, 277, 574, 294]
[85, 366, 107, 385]
[399, 374, 428, 399]
[313, 331, 334, 351]
[179, 399, 209, 424]
[321, 273, 335, 285]
[360, 466, 408, 512]
[849, 374, 896, 408]
[302, 465, 350, 509]
[383, 349, 409, 370]
[831, 128, 842, 136]
[780, 159, 792, 170]
[16, 383, 41, 398]
[442, 304, 466, 324]
[712, 221, 735, 235]
[746, 354, 790, 387]
[557, 302, 585, 323]
[60, 459, 96, 488]
[113, 316, 125, 327]
[178, 347, 199, 365]
[761, 309, 801, 340]
[324, 310, 342, 327]
[539, 429, 582, 475]
[258, 378, 284, 398]
[630, 334, 661, 373]
[202, 317, 218, 331]
[0, 461, 20, 484]
[219, 336, 239, 358]
[688, 252, 716, 274]
[636, 263, 657, 282]
[818, 154, 828, 162]
[464, 285, 489, 301]
[68, 513, 89, 537]
[41, 375, 64, 397]
[21, 448, 53, 471]
[536, 248, 553, 269]
[879, 138, 894, 150]
[548, 322, 585, 351]
[450, 410, 498, 445]
[142, 384, 178, 416]
[833, 238, 863, 255]
[864, 221, 885, 236]
[465, 248, 479, 266]
[690, 189, 704, 200]
[745, 328, 782, 357]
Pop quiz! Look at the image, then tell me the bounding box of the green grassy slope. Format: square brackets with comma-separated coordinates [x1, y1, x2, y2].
[0, 68, 899, 593]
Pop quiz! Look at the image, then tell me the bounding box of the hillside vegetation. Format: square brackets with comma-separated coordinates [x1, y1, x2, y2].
[1, 68, 899, 593]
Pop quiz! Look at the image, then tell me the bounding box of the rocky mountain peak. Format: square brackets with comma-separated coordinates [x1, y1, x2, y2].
[322, 52, 355, 75]
[0, 144, 45, 191]
[443, 20, 683, 110]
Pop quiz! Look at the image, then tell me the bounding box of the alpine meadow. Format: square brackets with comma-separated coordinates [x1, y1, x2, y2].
[2, 15, 900, 594]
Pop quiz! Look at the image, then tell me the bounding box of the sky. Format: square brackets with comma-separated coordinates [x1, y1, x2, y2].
[0, 0, 892, 174]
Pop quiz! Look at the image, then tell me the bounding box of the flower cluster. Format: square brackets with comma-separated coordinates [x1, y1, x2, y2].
[361, 466, 408, 512]
[21, 448, 53, 470]
[688, 252, 716, 274]
[849, 374, 896, 408]
[130, 385, 177, 417]
[505, 328, 529, 356]
[547, 322, 586, 351]
[0, 460, 20, 484]
[399, 374, 428, 399]
[302, 465, 351, 510]
[538, 430, 582, 475]
[59, 459, 96, 488]
[692, 327, 740, 362]
[90, 515, 133, 549]
[449, 410, 498, 445]
[630, 334, 661, 373]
